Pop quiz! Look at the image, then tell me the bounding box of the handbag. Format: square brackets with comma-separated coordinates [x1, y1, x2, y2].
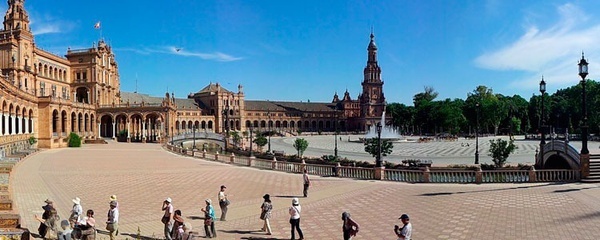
[204, 217, 212, 226]
[161, 216, 170, 224]
[106, 223, 115, 232]
[224, 199, 230, 206]
[259, 211, 266, 220]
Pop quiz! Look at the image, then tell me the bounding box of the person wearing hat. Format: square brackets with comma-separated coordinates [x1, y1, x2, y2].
[342, 212, 360, 240]
[37, 199, 55, 237]
[201, 199, 216, 238]
[109, 195, 119, 208]
[288, 198, 304, 240]
[70, 197, 83, 228]
[394, 214, 412, 240]
[218, 185, 229, 221]
[162, 197, 174, 240]
[259, 194, 273, 235]
[106, 200, 119, 240]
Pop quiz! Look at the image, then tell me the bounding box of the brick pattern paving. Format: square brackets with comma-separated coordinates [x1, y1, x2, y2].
[11, 143, 600, 239]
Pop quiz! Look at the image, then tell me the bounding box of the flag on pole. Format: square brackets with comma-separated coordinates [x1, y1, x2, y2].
[94, 21, 101, 29]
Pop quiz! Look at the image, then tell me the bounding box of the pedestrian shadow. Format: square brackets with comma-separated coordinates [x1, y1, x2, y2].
[187, 215, 208, 220]
[221, 229, 261, 235]
[240, 237, 288, 240]
[273, 195, 299, 198]
[118, 232, 163, 240]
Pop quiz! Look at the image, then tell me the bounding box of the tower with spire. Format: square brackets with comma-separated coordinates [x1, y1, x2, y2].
[359, 32, 386, 122]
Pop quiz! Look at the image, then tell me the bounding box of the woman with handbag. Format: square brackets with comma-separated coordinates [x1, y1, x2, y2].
[342, 212, 360, 240]
[260, 194, 273, 235]
[73, 209, 96, 240]
[201, 199, 216, 238]
[171, 210, 185, 240]
[288, 198, 304, 240]
[35, 207, 60, 239]
[218, 185, 229, 221]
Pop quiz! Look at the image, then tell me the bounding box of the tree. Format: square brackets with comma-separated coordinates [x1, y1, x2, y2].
[253, 135, 268, 152]
[363, 138, 393, 158]
[68, 132, 82, 147]
[230, 131, 241, 147]
[488, 138, 517, 168]
[293, 138, 309, 157]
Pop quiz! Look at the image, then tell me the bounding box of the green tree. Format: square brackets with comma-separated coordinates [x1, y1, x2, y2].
[387, 102, 415, 135]
[413, 86, 438, 134]
[230, 131, 241, 146]
[488, 138, 517, 168]
[253, 135, 268, 152]
[293, 138, 309, 157]
[363, 138, 393, 158]
[68, 132, 82, 147]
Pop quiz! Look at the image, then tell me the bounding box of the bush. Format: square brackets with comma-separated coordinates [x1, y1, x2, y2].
[28, 136, 37, 145]
[68, 132, 82, 147]
[480, 163, 496, 170]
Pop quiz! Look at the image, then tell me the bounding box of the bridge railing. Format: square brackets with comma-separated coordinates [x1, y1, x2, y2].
[166, 145, 582, 183]
[541, 140, 581, 169]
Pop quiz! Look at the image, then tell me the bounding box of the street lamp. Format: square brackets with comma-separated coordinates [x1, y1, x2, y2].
[375, 122, 383, 167]
[249, 126, 254, 157]
[164, 108, 170, 145]
[267, 110, 271, 153]
[579, 52, 589, 155]
[192, 123, 196, 154]
[475, 102, 480, 165]
[539, 77, 546, 166]
[222, 104, 230, 151]
[334, 106, 339, 158]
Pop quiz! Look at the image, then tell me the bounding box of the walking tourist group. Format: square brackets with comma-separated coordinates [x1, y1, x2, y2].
[32, 170, 411, 239]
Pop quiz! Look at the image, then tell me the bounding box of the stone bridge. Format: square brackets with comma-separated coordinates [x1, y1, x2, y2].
[171, 132, 226, 150]
[538, 140, 581, 169]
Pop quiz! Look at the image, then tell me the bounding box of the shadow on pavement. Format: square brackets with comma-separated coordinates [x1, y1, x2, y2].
[418, 182, 586, 196]
[273, 195, 300, 198]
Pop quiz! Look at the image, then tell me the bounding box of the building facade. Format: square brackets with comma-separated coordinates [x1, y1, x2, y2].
[0, 0, 388, 153]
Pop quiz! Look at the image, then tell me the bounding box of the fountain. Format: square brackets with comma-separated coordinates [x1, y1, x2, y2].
[362, 111, 403, 141]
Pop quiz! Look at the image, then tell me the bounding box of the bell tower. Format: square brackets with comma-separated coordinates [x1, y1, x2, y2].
[360, 32, 385, 118]
[3, 0, 31, 33]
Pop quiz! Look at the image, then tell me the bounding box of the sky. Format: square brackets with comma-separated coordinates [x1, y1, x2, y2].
[12, 0, 600, 105]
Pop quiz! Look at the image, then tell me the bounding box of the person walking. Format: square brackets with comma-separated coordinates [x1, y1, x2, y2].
[394, 214, 412, 240]
[58, 220, 72, 240]
[218, 185, 229, 221]
[259, 194, 273, 235]
[201, 199, 216, 238]
[69, 197, 83, 228]
[341, 212, 360, 240]
[162, 197, 174, 240]
[106, 200, 119, 240]
[288, 198, 304, 240]
[35, 206, 60, 239]
[38, 199, 55, 238]
[79, 209, 96, 240]
[303, 169, 310, 197]
[172, 210, 185, 240]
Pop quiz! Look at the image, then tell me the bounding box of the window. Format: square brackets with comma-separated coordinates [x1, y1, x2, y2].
[83, 72, 87, 80]
[51, 85, 56, 97]
[76, 72, 81, 80]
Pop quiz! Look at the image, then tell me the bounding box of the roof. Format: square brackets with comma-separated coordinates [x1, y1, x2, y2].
[120, 92, 163, 104]
[174, 98, 199, 110]
[195, 83, 232, 94]
[245, 100, 337, 112]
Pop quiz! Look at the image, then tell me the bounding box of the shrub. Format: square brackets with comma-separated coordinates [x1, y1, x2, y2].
[488, 138, 517, 168]
[28, 136, 37, 145]
[480, 163, 496, 170]
[68, 132, 82, 147]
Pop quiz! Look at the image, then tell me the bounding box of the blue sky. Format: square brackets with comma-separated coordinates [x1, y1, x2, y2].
[14, 0, 600, 105]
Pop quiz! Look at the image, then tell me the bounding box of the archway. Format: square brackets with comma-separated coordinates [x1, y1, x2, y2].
[544, 154, 571, 169]
[100, 115, 114, 138]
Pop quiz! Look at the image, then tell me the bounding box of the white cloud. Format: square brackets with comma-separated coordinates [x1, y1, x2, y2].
[115, 46, 243, 62]
[475, 3, 600, 90]
[32, 23, 61, 35]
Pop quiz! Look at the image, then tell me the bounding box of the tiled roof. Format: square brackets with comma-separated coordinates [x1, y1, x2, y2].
[120, 92, 163, 104]
[175, 98, 200, 110]
[245, 100, 336, 112]
[195, 83, 232, 94]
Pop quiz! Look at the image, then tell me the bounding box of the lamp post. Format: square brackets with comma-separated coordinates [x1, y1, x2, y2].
[249, 126, 254, 157]
[267, 110, 271, 153]
[164, 108, 170, 145]
[475, 102, 480, 164]
[192, 123, 196, 153]
[376, 122, 383, 167]
[579, 53, 589, 155]
[222, 104, 230, 151]
[334, 106, 339, 158]
[539, 77, 547, 166]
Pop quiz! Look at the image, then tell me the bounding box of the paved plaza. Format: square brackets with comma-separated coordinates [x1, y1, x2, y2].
[268, 135, 600, 166]
[11, 142, 600, 239]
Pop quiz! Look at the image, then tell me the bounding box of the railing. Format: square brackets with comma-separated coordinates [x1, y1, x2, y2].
[536, 169, 580, 182]
[165, 144, 583, 184]
[305, 164, 335, 176]
[431, 170, 476, 183]
[482, 170, 529, 183]
[384, 169, 424, 182]
[338, 166, 374, 179]
[98, 103, 163, 108]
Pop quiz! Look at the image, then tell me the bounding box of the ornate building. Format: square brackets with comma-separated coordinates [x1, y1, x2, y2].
[0, 0, 388, 153]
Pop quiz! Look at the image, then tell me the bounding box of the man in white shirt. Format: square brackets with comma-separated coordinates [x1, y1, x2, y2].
[107, 200, 119, 240]
[162, 197, 174, 240]
[303, 169, 310, 197]
[394, 214, 412, 240]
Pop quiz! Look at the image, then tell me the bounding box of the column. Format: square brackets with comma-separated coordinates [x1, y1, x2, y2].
[142, 117, 147, 139]
[127, 120, 131, 139]
[24, 117, 28, 134]
[0, 113, 4, 136]
[112, 122, 116, 139]
[158, 122, 162, 138]
[97, 123, 101, 137]
[10, 114, 15, 135]
[31, 118, 34, 133]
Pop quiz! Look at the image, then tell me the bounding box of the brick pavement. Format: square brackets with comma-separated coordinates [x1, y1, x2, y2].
[11, 142, 600, 239]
